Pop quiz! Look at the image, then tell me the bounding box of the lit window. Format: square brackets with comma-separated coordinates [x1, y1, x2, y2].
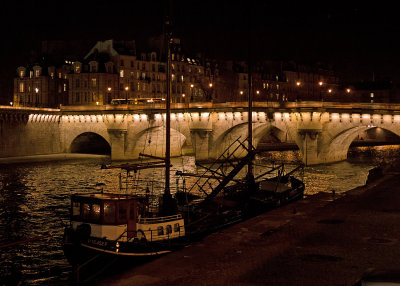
[35, 69, 40, 77]
[120, 70, 124, 78]
[72, 202, 80, 217]
[19, 82, 24, 92]
[92, 78, 97, 88]
[370, 93, 374, 98]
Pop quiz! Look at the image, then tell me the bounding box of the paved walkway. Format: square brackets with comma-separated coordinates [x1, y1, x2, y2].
[99, 173, 400, 286]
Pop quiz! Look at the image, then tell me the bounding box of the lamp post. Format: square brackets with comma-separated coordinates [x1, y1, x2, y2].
[125, 86, 129, 101]
[107, 87, 112, 104]
[296, 81, 301, 101]
[35, 87, 39, 107]
[318, 81, 323, 101]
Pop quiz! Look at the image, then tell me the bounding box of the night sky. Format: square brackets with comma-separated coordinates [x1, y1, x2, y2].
[1, 1, 400, 103]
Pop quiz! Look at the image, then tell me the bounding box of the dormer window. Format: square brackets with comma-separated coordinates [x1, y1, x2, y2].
[105, 61, 114, 73]
[73, 62, 82, 73]
[33, 66, 42, 77]
[89, 61, 98, 73]
[17, 67, 26, 78]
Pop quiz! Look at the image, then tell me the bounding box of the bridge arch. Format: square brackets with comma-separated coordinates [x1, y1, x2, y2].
[127, 126, 187, 158]
[317, 126, 400, 163]
[212, 122, 287, 158]
[70, 132, 111, 154]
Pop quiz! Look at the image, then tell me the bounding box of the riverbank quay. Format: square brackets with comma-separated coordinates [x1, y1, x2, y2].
[0, 153, 109, 164]
[98, 172, 400, 286]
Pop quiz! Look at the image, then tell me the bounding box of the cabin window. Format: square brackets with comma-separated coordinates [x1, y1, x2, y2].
[166, 225, 172, 235]
[82, 203, 90, 219]
[174, 223, 180, 232]
[81, 203, 101, 222]
[157, 226, 164, 235]
[104, 202, 116, 224]
[92, 204, 100, 220]
[72, 202, 80, 217]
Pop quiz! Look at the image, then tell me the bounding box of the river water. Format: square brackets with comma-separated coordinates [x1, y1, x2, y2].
[0, 146, 399, 285]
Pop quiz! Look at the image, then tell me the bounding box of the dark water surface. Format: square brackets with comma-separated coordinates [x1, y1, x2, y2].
[1, 146, 399, 285]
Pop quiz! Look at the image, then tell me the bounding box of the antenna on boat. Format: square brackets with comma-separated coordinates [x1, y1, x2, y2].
[165, 14, 172, 197]
[160, 1, 178, 215]
[247, 3, 254, 183]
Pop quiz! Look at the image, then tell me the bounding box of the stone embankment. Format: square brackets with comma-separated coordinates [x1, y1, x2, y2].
[99, 163, 400, 286]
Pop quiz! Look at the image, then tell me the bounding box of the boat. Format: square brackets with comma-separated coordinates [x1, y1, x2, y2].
[62, 12, 305, 278]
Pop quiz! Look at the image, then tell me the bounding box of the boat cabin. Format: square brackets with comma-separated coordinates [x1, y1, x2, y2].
[70, 193, 185, 242]
[70, 193, 145, 240]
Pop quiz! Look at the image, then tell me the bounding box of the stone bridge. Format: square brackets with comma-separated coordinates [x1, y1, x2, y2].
[2, 101, 400, 165]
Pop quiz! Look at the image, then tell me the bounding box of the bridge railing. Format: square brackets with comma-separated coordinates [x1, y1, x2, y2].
[5, 101, 400, 113]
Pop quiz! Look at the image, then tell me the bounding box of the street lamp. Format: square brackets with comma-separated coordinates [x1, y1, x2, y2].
[296, 81, 301, 101]
[125, 86, 129, 100]
[190, 84, 194, 102]
[35, 87, 39, 107]
[318, 81, 323, 101]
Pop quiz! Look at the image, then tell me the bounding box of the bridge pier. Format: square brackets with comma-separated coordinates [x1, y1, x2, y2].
[190, 129, 211, 161]
[108, 129, 127, 160]
[298, 130, 321, 165]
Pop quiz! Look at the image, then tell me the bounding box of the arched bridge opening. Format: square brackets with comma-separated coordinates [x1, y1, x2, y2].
[70, 132, 111, 155]
[351, 127, 400, 147]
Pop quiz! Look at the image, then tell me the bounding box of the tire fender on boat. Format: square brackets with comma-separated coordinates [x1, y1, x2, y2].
[75, 223, 91, 242]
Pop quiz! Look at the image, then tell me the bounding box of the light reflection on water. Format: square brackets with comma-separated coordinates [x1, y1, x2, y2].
[0, 145, 399, 284]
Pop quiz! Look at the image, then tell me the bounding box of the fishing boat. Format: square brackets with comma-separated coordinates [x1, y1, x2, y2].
[62, 13, 305, 275]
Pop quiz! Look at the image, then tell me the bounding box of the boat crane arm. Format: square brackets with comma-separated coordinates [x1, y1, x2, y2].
[101, 162, 171, 172]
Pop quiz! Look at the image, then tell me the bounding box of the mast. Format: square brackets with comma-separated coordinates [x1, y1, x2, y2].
[247, 4, 253, 179]
[165, 16, 172, 196]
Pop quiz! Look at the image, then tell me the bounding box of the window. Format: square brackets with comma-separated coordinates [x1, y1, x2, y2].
[75, 92, 80, 102]
[72, 202, 80, 217]
[19, 82, 24, 93]
[120, 59, 124, 67]
[91, 78, 97, 88]
[166, 225, 172, 234]
[104, 202, 116, 224]
[76, 79, 80, 88]
[120, 70, 124, 78]
[30, 71, 33, 78]
[92, 204, 100, 220]
[130, 61, 134, 67]
[157, 226, 164, 235]
[82, 203, 90, 219]
[63, 83, 67, 92]
[19, 70, 24, 78]
[174, 223, 180, 232]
